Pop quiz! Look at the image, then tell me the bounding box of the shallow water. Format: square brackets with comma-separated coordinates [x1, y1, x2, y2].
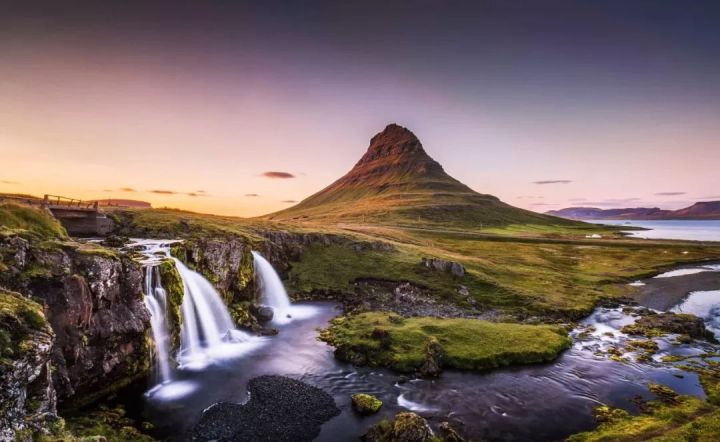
[593, 220, 720, 241]
[143, 302, 712, 442]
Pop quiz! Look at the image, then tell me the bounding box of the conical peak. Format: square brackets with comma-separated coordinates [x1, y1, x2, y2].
[357, 124, 427, 164]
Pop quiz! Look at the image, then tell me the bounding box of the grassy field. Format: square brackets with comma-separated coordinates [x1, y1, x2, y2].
[320, 312, 571, 373]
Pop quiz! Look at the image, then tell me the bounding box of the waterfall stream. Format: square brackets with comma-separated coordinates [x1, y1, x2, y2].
[251, 251, 318, 325]
[130, 239, 263, 397]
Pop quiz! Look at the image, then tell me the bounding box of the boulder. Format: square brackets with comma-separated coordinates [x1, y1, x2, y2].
[419, 336, 444, 377]
[421, 258, 465, 277]
[250, 304, 275, 322]
[351, 393, 383, 415]
[362, 412, 434, 442]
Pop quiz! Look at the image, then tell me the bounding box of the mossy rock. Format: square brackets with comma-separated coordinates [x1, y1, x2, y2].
[0, 288, 52, 362]
[157, 260, 184, 352]
[351, 393, 383, 415]
[363, 411, 434, 442]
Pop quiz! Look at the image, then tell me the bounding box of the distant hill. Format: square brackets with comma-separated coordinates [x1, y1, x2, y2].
[94, 199, 152, 208]
[265, 124, 580, 228]
[547, 201, 720, 220]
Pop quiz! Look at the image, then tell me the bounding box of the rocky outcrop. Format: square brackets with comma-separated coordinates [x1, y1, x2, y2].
[192, 375, 340, 442]
[0, 233, 150, 406]
[0, 289, 56, 441]
[171, 237, 255, 305]
[621, 311, 717, 342]
[362, 411, 434, 442]
[421, 258, 465, 277]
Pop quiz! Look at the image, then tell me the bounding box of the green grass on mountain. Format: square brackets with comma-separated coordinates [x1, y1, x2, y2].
[320, 312, 571, 373]
[0, 203, 67, 239]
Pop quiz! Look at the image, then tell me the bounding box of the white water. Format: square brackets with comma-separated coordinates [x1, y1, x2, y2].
[173, 257, 256, 369]
[251, 251, 318, 325]
[143, 265, 172, 383]
[128, 239, 264, 395]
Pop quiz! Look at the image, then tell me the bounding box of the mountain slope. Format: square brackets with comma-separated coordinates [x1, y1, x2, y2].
[548, 201, 720, 220]
[265, 124, 579, 228]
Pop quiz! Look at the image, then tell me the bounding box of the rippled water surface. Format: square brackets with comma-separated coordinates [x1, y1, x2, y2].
[144, 302, 713, 441]
[593, 220, 720, 241]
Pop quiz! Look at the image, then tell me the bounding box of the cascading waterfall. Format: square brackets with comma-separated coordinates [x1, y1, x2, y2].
[143, 265, 172, 383]
[251, 251, 318, 325]
[173, 257, 252, 367]
[131, 239, 260, 390]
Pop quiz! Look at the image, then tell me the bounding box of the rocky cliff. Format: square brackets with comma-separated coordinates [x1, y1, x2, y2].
[0, 233, 150, 408]
[0, 289, 56, 441]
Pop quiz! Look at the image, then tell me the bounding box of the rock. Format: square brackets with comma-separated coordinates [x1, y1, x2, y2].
[621, 312, 717, 342]
[192, 375, 340, 442]
[250, 304, 274, 322]
[0, 289, 57, 440]
[101, 235, 129, 248]
[438, 421, 466, 442]
[421, 258, 465, 277]
[0, 234, 151, 405]
[362, 412, 434, 442]
[419, 336, 444, 377]
[351, 393, 383, 415]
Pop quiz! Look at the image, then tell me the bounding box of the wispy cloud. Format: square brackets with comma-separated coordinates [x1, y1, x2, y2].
[149, 189, 205, 197]
[530, 202, 557, 206]
[245, 193, 260, 197]
[569, 198, 586, 202]
[533, 180, 572, 185]
[150, 190, 178, 194]
[120, 187, 136, 192]
[516, 195, 544, 200]
[281, 200, 297, 203]
[0, 180, 19, 185]
[700, 195, 720, 200]
[655, 192, 686, 196]
[262, 171, 295, 179]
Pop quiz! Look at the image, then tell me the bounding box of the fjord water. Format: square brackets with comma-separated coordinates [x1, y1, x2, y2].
[595, 219, 720, 241]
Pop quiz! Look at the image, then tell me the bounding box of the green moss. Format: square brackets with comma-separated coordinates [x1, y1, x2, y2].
[0, 203, 68, 240]
[568, 384, 720, 442]
[0, 289, 50, 363]
[351, 393, 383, 415]
[321, 312, 571, 373]
[157, 260, 184, 352]
[37, 406, 156, 442]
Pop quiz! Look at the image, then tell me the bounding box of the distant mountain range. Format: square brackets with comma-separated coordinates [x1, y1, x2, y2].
[265, 124, 579, 228]
[547, 201, 720, 220]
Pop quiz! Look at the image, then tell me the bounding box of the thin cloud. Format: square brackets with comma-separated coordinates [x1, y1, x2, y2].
[530, 202, 557, 206]
[533, 180, 572, 185]
[569, 198, 586, 202]
[150, 190, 178, 195]
[700, 195, 720, 199]
[516, 196, 544, 200]
[186, 192, 199, 197]
[262, 171, 296, 179]
[655, 192, 686, 196]
[245, 193, 260, 197]
[120, 187, 136, 192]
[281, 200, 297, 203]
[0, 180, 19, 185]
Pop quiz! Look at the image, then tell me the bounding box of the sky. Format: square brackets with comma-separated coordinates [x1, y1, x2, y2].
[1, 0, 719, 217]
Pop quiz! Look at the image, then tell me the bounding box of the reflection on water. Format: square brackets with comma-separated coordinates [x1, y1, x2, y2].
[144, 302, 713, 442]
[592, 220, 720, 241]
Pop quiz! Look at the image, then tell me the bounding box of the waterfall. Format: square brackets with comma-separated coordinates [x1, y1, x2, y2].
[251, 251, 318, 325]
[143, 265, 172, 383]
[173, 258, 252, 366]
[131, 239, 261, 386]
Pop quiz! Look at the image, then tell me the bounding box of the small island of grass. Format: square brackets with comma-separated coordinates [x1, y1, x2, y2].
[320, 312, 571, 375]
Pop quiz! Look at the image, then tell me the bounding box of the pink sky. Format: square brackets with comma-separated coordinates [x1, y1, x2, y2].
[1, 2, 718, 217]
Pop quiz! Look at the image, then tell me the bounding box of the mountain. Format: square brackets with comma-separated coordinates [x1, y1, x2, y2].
[265, 124, 579, 228]
[547, 201, 720, 220]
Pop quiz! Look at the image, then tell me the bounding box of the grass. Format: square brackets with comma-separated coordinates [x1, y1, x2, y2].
[568, 393, 719, 442]
[320, 312, 571, 373]
[0, 288, 49, 365]
[0, 203, 67, 239]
